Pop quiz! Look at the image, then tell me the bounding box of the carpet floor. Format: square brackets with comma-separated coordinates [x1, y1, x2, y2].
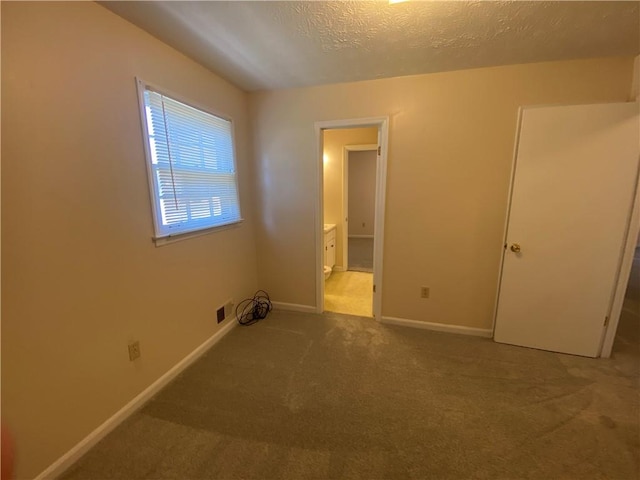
[622, 247, 640, 317]
[324, 271, 373, 317]
[61, 309, 639, 480]
[348, 237, 373, 272]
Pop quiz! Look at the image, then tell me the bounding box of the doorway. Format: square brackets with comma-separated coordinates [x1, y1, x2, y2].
[345, 145, 377, 273]
[315, 117, 389, 320]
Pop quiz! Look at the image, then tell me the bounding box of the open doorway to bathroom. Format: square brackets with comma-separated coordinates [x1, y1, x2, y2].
[323, 133, 376, 316]
[315, 117, 389, 320]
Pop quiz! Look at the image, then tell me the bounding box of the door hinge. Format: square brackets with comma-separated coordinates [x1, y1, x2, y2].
[377, 146, 381, 155]
[373, 284, 376, 293]
[604, 316, 609, 326]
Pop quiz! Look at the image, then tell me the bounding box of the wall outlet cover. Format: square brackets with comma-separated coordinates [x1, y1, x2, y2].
[128, 341, 141, 361]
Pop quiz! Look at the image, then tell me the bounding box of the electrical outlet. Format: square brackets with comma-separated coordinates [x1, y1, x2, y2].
[420, 286, 430, 299]
[128, 341, 141, 361]
[216, 299, 234, 324]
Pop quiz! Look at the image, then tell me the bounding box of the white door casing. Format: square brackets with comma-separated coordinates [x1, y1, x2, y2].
[494, 103, 640, 357]
[372, 128, 383, 318]
[315, 117, 389, 320]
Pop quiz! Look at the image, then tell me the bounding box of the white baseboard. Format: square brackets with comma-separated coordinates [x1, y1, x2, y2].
[348, 267, 373, 273]
[348, 234, 374, 239]
[333, 266, 345, 272]
[35, 319, 238, 480]
[381, 316, 493, 338]
[271, 301, 317, 314]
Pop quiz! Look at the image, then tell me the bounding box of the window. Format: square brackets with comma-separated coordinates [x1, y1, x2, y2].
[136, 79, 242, 240]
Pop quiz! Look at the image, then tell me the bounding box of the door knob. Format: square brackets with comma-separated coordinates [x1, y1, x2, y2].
[510, 243, 521, 253]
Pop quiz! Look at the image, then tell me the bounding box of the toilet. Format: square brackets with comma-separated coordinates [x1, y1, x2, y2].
[324, 265, 332, 280]
[323, 224, 336, 280]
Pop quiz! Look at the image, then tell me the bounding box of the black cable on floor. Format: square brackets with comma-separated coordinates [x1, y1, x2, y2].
[236, 290, 273, 326]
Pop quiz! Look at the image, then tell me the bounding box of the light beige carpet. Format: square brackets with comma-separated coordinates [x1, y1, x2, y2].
[60, 310, 640, 480]
[57, 248, 640, 479]
[324, 271, 373, 317]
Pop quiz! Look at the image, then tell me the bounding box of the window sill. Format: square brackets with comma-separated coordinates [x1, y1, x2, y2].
[153, 219, 244, 247]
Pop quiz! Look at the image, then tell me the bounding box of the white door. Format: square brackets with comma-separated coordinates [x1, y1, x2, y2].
[494, 103, 639, 357]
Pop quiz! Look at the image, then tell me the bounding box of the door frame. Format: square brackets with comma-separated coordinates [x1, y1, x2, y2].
[492, 104, 640, 358]
[491, 108, 524, 335]
[315, 117, 389, 320]
[343, 143, 378, 270]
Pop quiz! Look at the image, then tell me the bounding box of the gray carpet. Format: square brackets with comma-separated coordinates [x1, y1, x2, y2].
[348, 237, 373, 272]
[60, 308, 640, 480]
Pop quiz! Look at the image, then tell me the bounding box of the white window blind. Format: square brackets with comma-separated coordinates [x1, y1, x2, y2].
[138, 81, 242, 238]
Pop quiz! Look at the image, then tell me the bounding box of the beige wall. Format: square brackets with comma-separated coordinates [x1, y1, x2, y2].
[348, 150, 377, 237]
[1, 3, 257, 478]
[323, 128, 377, 269]
[251, 57, 634, 320]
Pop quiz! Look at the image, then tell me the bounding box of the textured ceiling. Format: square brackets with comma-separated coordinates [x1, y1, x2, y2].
[101, 1, 640, 92]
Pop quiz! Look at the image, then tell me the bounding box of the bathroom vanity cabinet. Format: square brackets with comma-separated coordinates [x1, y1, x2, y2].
[324, 224, 336, 270]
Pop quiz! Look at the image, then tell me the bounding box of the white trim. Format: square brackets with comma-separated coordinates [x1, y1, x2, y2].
[373, 122, 389, 321]
[631, 55, 639, 102]
[600, 157, 640, 358]
[333, 266, 346, 272]
[315, 117, 389, 321]
[137, 78, 234, 123]
[154, 220, 243, 246]
[316, 126, 325, 315]
[348, 267, 373, 273]
[492, 107, 524, 334]
[271, 301, 317, 314]
[135, 77, 242, 241]
[315, 117, 389, 130]
[348, 234, 374, 239]
[34, 320, 237, 480]
[135, 77, 163, 239]
[342, 148, 348, 271]
[381, 316, 493, 338]
[346, 143, 378, 152]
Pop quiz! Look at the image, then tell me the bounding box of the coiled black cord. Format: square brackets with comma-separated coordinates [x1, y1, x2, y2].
[236, 290, 272, 326]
